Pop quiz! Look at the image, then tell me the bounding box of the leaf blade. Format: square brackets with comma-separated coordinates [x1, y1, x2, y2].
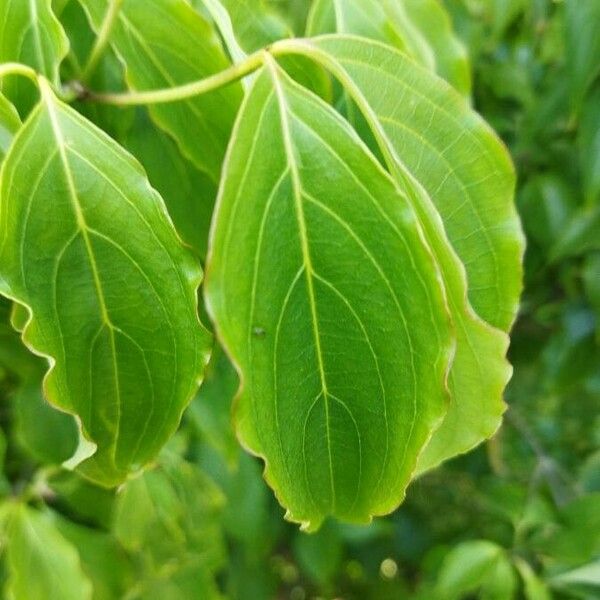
[205, 61, 454, 528]
[0, 81, 211, 486]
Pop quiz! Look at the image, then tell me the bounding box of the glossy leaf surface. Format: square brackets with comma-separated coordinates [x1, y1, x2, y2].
[206, 60, 454, 529]
[0, 82, 210, 486]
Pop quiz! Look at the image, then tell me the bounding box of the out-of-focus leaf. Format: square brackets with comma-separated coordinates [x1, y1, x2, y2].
[551, 204, 600, 259]
[293, 521, 343, 586]
[514, 558, 551, 600]
[0, 0, 68, 112]
[0, 81, 211, 486]
[56, 517, 132, 600]
[187, 345, 239, 466]
[307, 0, 471, 96]
[550, 560, 600, 597]
[565, 0, 600, 110]
[518, 175, 578, 252]
[583, 253, 600, 335]
[48, 470, 116, 529]
[436, 539, 516, 599]
[3, 504, 93, 600]
[113, 453, 225, 571]
[13, 377, 78, 464]
[0, 93, 20, 161]
[532, 493, 600, 565]
[205, 58, 454, 529]
[79, 0, 243, 180]
[579, 87, 600, 205]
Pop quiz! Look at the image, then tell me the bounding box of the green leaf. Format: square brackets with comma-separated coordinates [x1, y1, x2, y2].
[3, 504, 93, 600]
[579, 87, 600, 205]
[275, 37, 518, 473]
[121, 108, 218, 258]
[187, 344, 239, 466]
[291, 36, 523, 331]
[14, 376, 78, 464]
[565, 0, 600, 110]
[550, 560, 600, 597]
[0, 0, 68, 112]
[306, 0, 471, 96]
[0, 80, 211, 486]
[205, 59, 454, 529]
[0, 93, 20, 161]
[55, 517, 133, 600]
[514, 558, 551, 600]
[78, 0, 243, 181]
[113, 453, 225, 572]
[436, 540, 516, 600]
[206, 0, 291, 53]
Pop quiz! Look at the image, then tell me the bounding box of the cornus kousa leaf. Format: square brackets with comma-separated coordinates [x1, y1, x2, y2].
[78, 0, 243, 181]
[205, 58, 455, 529]
[0, 0, 68, 112]
[271, 36, 522, 472]
[0, 79, 211, 486]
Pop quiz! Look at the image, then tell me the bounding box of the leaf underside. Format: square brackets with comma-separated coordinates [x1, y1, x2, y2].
[205, 61, 454, 529]
[0, 83, 211, 486]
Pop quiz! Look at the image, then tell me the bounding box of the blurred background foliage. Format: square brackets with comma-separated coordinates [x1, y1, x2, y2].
[0, 0, 599, 598]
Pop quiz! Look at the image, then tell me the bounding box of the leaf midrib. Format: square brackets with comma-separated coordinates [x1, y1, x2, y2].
[41, 83, 123, 460]
[266, 58, 337, 511]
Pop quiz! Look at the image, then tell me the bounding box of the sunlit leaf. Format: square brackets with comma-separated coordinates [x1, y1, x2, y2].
[0, 93, 20, 161]
[306, 0, 471, 96]
[0, 0, 68, 112]
[0, 80, 211, 486]
[274, 36, 518, 472]
[205, 59, 454, 529]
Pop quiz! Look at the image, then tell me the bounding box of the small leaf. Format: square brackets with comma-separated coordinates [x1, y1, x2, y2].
[79, 0, 243, 180]
[0, 0, 68, 112]
[565, 0, 600, 110]
[3, 504, 93, 600]
[436, 540, 516, 600]
[0, 80, 211, 486]
[0, 93, 21, 161]
[514, 558, 551, 600]
[113, 453, 225, 570]
[205, 59, 454, 529]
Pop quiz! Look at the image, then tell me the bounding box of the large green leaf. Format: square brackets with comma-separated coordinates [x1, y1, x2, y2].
[0, 0, 68, 112]
[272, 36, 518, 472]
[306, 0, 471, 96]
[0, 80, 211, 486]
[205, 59, 454, 529]
[79, 0, 243, 180]
[2, 504, 93, 600]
